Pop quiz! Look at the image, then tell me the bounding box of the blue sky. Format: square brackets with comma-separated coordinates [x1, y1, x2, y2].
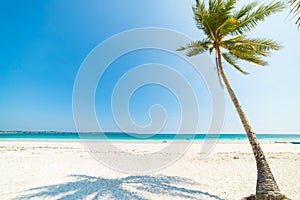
[0, 0, 299, 133]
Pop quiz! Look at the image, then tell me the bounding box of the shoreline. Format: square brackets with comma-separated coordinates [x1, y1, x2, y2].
[0, 138, 299, 144]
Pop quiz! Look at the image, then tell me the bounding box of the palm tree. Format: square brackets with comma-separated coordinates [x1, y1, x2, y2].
[177, 0, 289, 199]
[288, 0, 300, 26]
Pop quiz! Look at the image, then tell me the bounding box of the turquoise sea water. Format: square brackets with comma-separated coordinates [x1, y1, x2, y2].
[0, 132, 300, 141]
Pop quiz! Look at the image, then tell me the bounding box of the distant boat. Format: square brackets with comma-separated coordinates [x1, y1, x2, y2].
[290, 141, 300, 144]
[274, 141, 288, 144]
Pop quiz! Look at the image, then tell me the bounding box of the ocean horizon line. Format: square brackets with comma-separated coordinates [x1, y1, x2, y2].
[0, 132, 300, 141]
[1, 131, 300, 135]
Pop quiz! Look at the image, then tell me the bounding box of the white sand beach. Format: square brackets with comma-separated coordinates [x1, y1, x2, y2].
[0, 140, 299, 200]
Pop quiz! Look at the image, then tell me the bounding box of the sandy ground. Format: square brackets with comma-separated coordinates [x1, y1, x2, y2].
[0, 140, 299, 200]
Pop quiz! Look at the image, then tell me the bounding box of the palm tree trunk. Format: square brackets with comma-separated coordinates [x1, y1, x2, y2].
[215, 47, 285, 199]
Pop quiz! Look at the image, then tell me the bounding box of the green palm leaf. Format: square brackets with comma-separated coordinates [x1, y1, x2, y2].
[217, 18, 238, 38]
[177, 39, 213, 56]
[222, 37, 281, 57]
[233, 1, 258, 20]
[222, 52, 249, 74]
[229, 49, 267, 66]
[288, 0, 300, 26]
[233, 1, 286, 34]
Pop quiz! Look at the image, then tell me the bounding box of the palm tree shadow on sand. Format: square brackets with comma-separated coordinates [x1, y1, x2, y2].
[15, 174, 224, 200]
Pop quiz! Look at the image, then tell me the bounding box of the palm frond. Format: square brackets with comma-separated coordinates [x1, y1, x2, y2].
[222, 37, 281, 57]
[193, 2, 216, 41]
[233, 1, 258, 20]
[222, 52, 249, 74]
[233, 1, 286, 34]
[245, 38, 281, 52]
[229, 49, 267, 66]
[177, 39, 213, 56]
[224, 0, 237, 13]
[217, 18, 238, 38]
[193, 0, 238, 41]
[288, 0, 300, 27]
